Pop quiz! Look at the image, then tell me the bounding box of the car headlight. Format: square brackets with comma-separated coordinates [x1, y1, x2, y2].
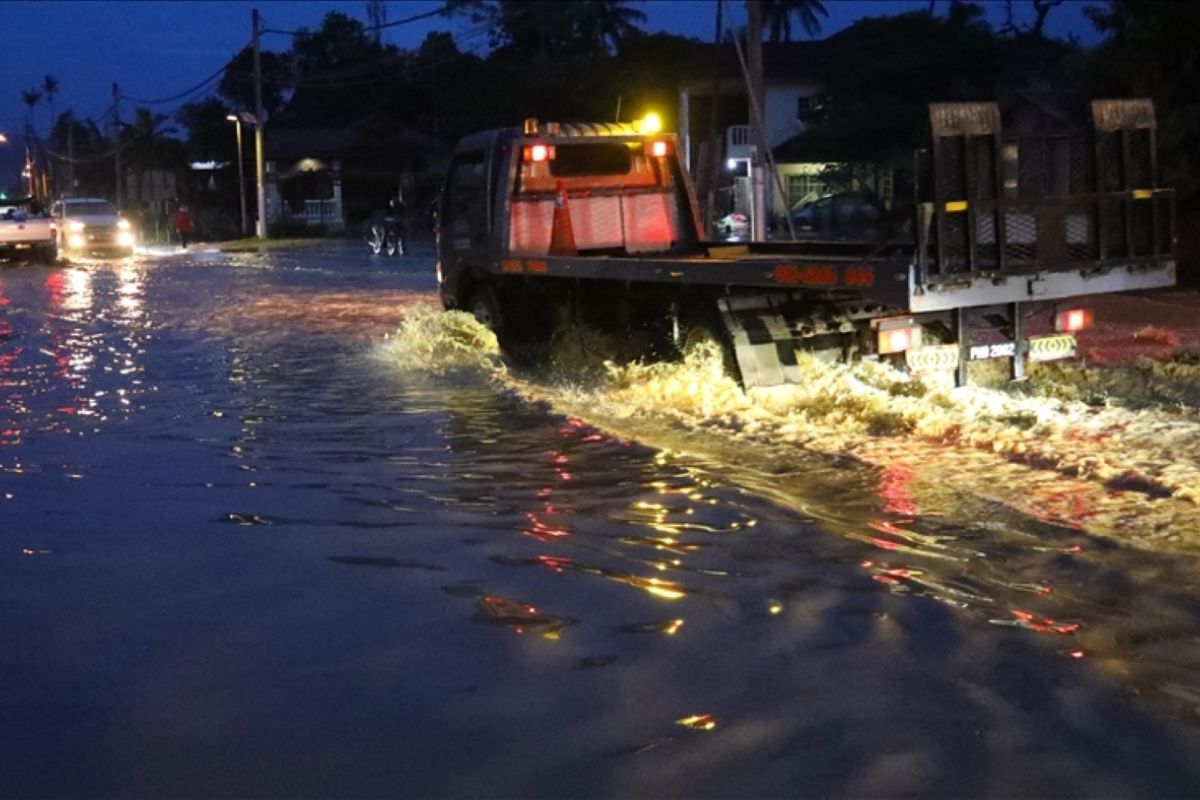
[117, 231, 135, 247]
[68, 221, 85, 232]
[117, 218, 131, 230]
[68, 234, 86, 249]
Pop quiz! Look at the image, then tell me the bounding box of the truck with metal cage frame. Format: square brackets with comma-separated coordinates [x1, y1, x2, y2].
[436, 100, 1176, 389]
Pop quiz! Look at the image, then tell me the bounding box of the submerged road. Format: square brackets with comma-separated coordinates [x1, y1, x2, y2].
[4, 241, 1200, 798]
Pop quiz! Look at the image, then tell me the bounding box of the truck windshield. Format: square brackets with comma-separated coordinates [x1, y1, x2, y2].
[517, 142, 667, 194]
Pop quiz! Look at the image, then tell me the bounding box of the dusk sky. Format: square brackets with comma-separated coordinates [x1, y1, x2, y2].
[1, 0, 1103, 170]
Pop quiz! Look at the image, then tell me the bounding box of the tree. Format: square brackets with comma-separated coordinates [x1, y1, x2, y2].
[293, 11, 388, 75]
[20, 88, 42, 126]
[761, 0, 828, 42]
[50, 114, 110, 198]
[218, 46, 292, 118]
[797, 11, 1004, 170]
[41, 76, 59, 134]
[177, 98, 236, 163]
[121, 107, 187, 206]
[574, 0, 648, 52]
[279, 10, 407, 125]
[452, 1, 646, 57]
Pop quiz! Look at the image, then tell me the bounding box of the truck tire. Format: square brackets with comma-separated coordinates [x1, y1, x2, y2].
[679, 311, 740, 382]
[466, 283, 505, 339]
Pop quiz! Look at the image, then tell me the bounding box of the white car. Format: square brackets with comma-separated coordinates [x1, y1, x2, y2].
[50, 197, 136, 257]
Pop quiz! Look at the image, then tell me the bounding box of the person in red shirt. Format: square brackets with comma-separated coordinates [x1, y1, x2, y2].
[173, 204, 193, 249]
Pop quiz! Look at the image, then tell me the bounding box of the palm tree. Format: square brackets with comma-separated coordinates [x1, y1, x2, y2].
[124, 107, 178, 205]
[21, 88, 42, 126]
[42, 75, 59, 131]
[761, 0, 828, 41]
[575, 0, 648, 52]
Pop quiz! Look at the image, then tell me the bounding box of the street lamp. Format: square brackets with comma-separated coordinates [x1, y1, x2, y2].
[225, 113, 253, 237]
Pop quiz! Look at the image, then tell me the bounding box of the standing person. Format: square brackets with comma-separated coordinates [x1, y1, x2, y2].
[173, 204, 193, 249]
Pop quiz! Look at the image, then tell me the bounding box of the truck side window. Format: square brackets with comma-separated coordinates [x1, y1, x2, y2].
[443, 151, 486, 236]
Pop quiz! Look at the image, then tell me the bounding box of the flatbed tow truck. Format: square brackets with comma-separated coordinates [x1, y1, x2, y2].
[436, 100, 1176, 388]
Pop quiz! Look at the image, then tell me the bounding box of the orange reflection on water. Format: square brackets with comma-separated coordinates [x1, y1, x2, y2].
[477, 594, 570, 639]
[1008, 608, 1081, 635]
[676, 713, 716, 731]
[524, 510, 571, 540]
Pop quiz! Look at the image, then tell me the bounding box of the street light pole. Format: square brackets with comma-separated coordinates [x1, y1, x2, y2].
[227, 114, 249, 236]
[252, 9, 267, 239]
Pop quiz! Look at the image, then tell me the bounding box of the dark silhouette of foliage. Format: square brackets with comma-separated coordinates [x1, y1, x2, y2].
[762, 0, 828, 41]
[218, 46, 292, 118]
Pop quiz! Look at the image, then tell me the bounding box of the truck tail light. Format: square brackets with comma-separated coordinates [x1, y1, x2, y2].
[650, 140, 670, 157]
[523, 144, 556, 162]
[878, 325, 921, 355]
[1055, 307, 1093, 333]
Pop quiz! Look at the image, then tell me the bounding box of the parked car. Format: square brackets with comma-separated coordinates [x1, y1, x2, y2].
[715, 212, 749, 239]
[785, 190, 887, 240]
[50, 197, 136, 258]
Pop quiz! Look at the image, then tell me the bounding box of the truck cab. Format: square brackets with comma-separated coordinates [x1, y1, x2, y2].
[437, 120, 703, 321]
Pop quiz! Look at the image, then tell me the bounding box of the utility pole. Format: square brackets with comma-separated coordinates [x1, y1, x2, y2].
[705, 0, 723, 238]
[747, 1, 766, 241]
[113, 82, 122, 209]
[252, 9, 267, 239]
[234, 116, 248, 236]
[66, 110, 75, 195]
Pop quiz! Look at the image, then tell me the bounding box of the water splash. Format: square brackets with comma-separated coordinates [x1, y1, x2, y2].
[380, 311, 1200, 551]
[375, 306, 505, 376]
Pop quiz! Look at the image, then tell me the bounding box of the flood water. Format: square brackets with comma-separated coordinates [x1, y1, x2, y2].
[5, 241, 1200, 798]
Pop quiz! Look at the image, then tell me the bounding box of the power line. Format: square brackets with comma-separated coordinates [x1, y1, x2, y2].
[120, 43, 250, 105]
[260, 3, 451, 37]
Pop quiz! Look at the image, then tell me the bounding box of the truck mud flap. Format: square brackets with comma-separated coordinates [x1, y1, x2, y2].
[717, 296, 854, 389]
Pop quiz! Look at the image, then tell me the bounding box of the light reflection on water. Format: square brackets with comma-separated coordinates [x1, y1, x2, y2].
[4, 245, 1200, 797]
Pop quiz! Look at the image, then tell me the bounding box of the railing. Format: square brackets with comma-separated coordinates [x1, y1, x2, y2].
[299, 199, 339, 222]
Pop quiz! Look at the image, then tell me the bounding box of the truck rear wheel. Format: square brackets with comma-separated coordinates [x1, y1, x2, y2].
[679, 311, 740, 382]
[466, 284, 505, 339]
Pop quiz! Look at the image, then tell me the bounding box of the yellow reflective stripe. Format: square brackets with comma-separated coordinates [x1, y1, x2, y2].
[1132, 189, 1154, 200]
[1028, 334, 1076, 361]
[905, 344, 959, 372]
[944, 200, 968, 213]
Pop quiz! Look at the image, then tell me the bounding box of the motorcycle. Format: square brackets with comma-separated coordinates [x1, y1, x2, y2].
[366, 203, 405, 256]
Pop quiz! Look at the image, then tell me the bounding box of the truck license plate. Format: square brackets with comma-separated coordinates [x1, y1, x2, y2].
[969, 342, 1016, 360]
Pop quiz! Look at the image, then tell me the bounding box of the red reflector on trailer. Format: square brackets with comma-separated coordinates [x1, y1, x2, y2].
[879, 327, 921, 355]
[650, 140, 669, 157]
[1055, 307, 1093, 333]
